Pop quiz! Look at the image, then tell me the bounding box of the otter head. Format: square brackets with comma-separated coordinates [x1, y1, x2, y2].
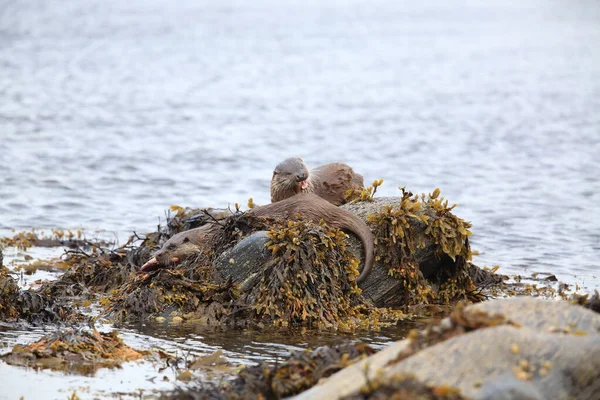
[140, 233, 202, 272]
[270, 157, 310, 202]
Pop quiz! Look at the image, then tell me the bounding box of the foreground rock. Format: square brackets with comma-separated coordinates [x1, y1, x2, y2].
[293, 297, 600, 400]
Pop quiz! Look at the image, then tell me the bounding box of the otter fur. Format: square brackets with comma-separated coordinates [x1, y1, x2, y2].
[270, 157, 364, 206]
[140, 223, 220, 272]
[141, 193, 374, 284]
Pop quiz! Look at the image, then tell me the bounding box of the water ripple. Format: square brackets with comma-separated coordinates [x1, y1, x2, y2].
[1, 0, 599, 288]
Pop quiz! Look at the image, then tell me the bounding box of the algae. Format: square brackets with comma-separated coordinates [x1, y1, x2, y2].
[342, 373, 467, 400]
[366, 187, 477, 306]
[165, 343, 376, 400]
[2, 328, 146, 374]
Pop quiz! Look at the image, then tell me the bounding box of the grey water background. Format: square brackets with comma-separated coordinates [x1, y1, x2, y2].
[2, 0, 599, 287]
[0, 0, 599, 397]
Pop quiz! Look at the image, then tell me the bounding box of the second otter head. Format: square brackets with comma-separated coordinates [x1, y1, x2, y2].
[271, 157, 310, 202]
[140, 233, 202, 272]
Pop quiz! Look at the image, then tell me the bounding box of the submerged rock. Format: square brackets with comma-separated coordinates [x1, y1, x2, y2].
[2, 329, 146, 374]
[164, 343, 376, 400]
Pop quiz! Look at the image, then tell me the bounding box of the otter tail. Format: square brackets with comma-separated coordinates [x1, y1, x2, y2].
[336, 209, 375, 284]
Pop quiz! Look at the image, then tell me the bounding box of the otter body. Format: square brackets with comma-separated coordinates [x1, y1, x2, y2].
[141, 193, 374, 284]
[270, 157, 364, 206]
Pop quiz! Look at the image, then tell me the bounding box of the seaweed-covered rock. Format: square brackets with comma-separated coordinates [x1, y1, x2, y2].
[0, 264, 82, 324]
[106, 219, 397, 329]
[0, 264, 20, 321]
[164, 343, 376, 400]
[236, 220, 366, 328]
[212, 189, 486, 310]
[341, 373, 468, 400]
[37, 246, 138, 299]
[2, 329, 146, 374]
[293, 297, 600, 400]
[341, 189, 475, 307]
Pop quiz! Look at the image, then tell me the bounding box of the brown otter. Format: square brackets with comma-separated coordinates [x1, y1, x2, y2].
[141, 193, 374, 284]
[140, 223, 221, 272]
[270, 157, 364, 206]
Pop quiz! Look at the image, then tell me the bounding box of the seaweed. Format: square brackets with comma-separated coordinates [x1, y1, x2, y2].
[0, 264, 83, 324]
[164, 343, 376, 400]
[342, 373, 467, 400]
[0, 229, 88, 251]
[37, 244, 137, 299]
[2, 328, 146, 374]
[366, 187, 478, 306]
[105, 269, 238, 325]
[345, 179, 384, 203]
[570, 290, 600, 314]
[0, 264, 20, 320]
[388, 301, 516, 367]
[367, 188, 431, 304]
[239, 220, 367, 329]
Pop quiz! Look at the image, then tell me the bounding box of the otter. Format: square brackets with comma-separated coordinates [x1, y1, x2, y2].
[140, 223, 221, 272]
[141, 193, 374, 284]
[270, 157, 364, 206]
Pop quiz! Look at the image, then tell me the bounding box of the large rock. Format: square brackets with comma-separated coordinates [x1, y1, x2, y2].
[291, 297, 600, 400]
[212, 196, 473, 307]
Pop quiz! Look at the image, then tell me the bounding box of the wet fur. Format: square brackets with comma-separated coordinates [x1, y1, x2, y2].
[145, 193, 375, 283]
[271, 157, 364, 206]
[151, 224, 220, 267]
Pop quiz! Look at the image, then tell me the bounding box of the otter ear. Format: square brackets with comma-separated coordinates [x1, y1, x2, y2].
[183, 237, 190, 243]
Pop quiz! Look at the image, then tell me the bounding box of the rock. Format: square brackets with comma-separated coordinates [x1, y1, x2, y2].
[210, 195, 484, 307]
[341, 197, 460, 306]
[212, 231, 271, 288]
[292, 297, 600, 400]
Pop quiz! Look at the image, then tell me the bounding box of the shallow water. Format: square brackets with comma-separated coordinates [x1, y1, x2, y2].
[1, 0, 600, 398]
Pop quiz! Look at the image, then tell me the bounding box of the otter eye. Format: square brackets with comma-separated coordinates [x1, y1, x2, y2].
[183, 237, 190, 243]
[167, 244, 176, 251]
[273, 171, 279, 176]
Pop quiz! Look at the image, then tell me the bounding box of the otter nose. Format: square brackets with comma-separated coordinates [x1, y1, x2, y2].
[295, 172, 308, 182]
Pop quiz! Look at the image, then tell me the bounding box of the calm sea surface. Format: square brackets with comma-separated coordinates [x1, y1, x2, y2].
[0, 0, 599, 397]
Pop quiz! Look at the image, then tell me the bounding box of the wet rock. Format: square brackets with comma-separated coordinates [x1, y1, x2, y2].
[212, 194, 485, 308]
[293, 297, 600, 400]
[212, 231, 271, 287]
[341, 196, 470, 306]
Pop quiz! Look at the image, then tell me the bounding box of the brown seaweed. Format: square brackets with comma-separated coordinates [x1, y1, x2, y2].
[2, 328, 146, 374]
[163, 343, 376, 400]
